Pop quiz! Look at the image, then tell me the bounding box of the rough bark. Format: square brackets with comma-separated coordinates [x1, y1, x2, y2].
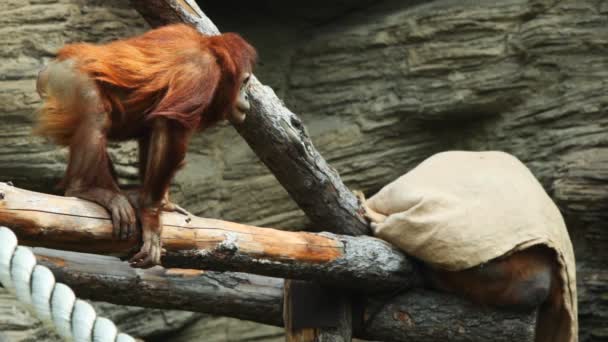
[35, 249, 537, 342]
[0, 183, 415, 292]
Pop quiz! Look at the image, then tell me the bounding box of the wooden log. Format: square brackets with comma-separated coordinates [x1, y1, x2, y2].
[0, 183, 415, 293]
[128, 0, 370, 237]
[125, 3, 378, 339]
[35, 249, 536, 342]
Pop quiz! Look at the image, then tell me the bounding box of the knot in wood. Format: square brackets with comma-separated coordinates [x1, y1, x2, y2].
[215, 233, 238, 257]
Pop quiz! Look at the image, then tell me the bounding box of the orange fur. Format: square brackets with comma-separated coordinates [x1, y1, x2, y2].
[427, 247, 565, 342]
[35, 95, 81, 145]
[36, 24, 256, 144]
[427, 246, 556, 308]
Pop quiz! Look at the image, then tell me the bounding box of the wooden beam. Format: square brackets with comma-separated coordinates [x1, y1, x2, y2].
[34, 248, 284, 326]
[283, 279, 353, 342]
[35, 249, 536, 342]
[0, 183, 415, 293]
[128, 0, 370, 237]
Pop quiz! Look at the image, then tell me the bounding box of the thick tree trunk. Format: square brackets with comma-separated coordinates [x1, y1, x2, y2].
[34, 248, 537, 342]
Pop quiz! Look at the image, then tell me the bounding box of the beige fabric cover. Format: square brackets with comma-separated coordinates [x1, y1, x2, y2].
[367, 151, 577, 342]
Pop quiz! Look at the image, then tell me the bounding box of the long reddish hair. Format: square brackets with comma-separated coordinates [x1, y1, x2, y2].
[55, 24, 256, 131]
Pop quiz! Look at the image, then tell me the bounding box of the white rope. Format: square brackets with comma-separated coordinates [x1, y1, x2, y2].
[0, 227, 136, 342]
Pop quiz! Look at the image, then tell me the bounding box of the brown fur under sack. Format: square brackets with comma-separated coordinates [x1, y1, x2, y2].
[366, 151, 577, 342]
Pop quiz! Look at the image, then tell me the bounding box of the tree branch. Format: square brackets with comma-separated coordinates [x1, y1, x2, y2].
[35, 248, 536, 342]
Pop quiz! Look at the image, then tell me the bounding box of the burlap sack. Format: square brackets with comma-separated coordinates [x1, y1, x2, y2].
[366, 151, 577, 342]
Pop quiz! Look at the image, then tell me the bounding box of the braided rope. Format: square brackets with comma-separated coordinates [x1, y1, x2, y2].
[0, 227, 136, 342]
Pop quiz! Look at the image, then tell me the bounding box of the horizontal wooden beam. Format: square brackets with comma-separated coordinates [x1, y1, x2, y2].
[0, 182, 415, 292]
[34, 248, 284, 326]
[35, 248, 536, 342]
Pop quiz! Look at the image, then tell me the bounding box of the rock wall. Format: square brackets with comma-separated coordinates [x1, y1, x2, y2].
[0, 0, 606, 341]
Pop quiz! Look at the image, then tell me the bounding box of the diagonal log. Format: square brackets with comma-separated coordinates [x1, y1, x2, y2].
[0, 182, 414, 293]
[33, 248, 536, 342]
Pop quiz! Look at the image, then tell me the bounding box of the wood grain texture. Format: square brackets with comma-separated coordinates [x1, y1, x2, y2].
[0, 182, 414, 292]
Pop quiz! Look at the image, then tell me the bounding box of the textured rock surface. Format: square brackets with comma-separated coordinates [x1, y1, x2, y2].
[0, 0, 607, 341]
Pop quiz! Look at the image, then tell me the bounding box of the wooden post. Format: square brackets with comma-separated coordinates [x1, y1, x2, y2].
[0, 182, 415, 293]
